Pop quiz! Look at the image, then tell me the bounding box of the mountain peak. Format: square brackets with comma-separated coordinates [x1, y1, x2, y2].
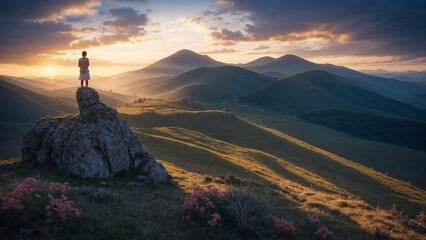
[171, 49, 200, 57]
[277, 54, 311, 62]
[240, 56, 275, 67]
[143, 49, 225, 74]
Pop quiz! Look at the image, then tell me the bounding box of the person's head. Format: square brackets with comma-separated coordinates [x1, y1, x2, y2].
[82, 51, 87, 57]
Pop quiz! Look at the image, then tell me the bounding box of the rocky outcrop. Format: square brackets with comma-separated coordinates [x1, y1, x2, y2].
[22, 87, 172, 182]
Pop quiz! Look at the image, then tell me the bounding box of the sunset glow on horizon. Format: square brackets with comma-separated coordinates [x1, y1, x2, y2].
[0, 0, 425, 77]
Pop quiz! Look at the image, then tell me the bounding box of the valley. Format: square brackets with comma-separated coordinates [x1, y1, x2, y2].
[1, 49, 425, 239]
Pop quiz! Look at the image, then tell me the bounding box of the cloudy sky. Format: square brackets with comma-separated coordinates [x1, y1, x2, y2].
[0, 0, 425, 77]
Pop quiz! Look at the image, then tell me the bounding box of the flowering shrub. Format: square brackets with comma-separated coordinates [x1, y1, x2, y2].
[315, 225, 333, 239]
[208, 213, 221, 227]
[306, 214, 334, 239]
[0, 178, 81, 236]
[307, 214, 320, 225]
[0, 177, 38, 210]
[182, 185, 224, 227]
[45, 193, 80, 223]
[182, 186, 336, 238]
[272, 216, 296, 236]
[183, 185, 224, 213]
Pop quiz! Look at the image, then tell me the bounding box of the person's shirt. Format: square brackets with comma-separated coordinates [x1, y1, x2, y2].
[78, 57, 90, 72]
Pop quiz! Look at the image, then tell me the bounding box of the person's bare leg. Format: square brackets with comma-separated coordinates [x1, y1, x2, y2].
[80, 80, 83, 88]
[85, 80, 88, 88]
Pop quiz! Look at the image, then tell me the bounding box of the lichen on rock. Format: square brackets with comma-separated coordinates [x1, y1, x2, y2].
[22, 87, 172, 182]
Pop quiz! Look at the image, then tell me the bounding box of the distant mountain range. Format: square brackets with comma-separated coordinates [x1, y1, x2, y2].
[0, 77, 74, 122]
[363, 69, 426, 85]
[110, 50, 426, 109]
[131, 66, 276, 101]
[0, 75, 73, 94]
[2, 49, 426, 153]
[246, 55, 426, 108]
[0, 76, 137, 122]
[240, 70, 426, 121]
[236, 56, 275, 68]
[100, 49, 227, 88]
[133, 49, 225, 77]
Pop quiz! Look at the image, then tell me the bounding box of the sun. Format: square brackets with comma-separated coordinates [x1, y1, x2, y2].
[46, 66, 54, 73]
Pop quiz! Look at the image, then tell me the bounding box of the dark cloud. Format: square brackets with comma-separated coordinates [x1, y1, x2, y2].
[0, 20, 76, 64]
[0, 0, 100, 63]
[213, 0, 426, 58]
[72, 7, 149, 48]
[64, 15, 88, 23]
[0, 0, 100, 21]
[0, 1, 150, 64]
[108, 0, 148, 2]
[104, 7, 148, 28]
[210, 28, 248, 45]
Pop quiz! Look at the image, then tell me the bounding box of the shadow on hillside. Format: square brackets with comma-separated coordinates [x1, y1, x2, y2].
[121, 111, 425, 216]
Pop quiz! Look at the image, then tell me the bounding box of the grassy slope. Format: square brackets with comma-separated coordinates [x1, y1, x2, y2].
[248, 55, 426, 109]
[135, 66, 276, 100]
[240, 70, 426, 121]
[118, 100, 424, 239]
[1, 99, 424, 239]
[210, 102, 426, 189]
[0, 79, 74, 122]
[298, 109, 426, 151]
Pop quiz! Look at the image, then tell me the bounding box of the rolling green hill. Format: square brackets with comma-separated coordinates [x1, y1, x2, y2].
[248, 55, 426, 108]
[1, 98, 424, 239]
[298, 109, 426, 151]
[240, 70, 426, 121]
[237, 56, 275, 68]
[0, 75, 73, 92]
[117, 100, 425, 213]
[115, 100, 424, 238]
[98, 49, 227, 88]
[0, 79, 74, 122]
[136, 66, 276, 101]
[208, 101, 426, 189]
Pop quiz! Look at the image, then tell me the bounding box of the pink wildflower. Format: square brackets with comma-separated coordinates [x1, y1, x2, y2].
[0, 177, 38, 210]
[207, 213, 221, 227]
[307, 214, 320, 225]
[273, 216, 296, 235]
[182, 185, 223, 213]
[315, 226, 333, 239]
[46, 193, 80, 222]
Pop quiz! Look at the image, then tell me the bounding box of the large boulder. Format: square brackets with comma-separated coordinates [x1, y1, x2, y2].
[22, 87, 172, 182]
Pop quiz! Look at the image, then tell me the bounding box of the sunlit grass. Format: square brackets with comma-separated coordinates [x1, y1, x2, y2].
[0, 99, 424, 239]
[117, 100, 426, 238]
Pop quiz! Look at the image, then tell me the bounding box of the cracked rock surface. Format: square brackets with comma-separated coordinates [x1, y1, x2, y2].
[22, 87, 172, 182]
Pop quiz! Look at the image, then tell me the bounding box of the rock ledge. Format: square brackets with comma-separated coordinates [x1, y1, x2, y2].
[22, 87, 172, 182]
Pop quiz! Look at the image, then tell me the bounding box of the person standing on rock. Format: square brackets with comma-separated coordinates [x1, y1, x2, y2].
[78, 51, 90, 88]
